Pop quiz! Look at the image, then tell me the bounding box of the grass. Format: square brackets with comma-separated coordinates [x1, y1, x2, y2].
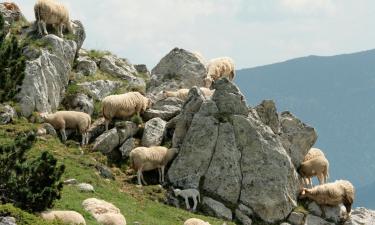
[0, 119, 235, 225]
[87, 49, 111, 59]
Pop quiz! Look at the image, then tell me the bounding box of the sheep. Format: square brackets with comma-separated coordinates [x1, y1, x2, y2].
[1, 2, 20, 12]
[95, 213, 127, 225]
[163, 88, 214, 101]
[299, 156, 329, 188]
[183, 218, 211, 225]
[300, 180, 355, 214]
[40, 210, 86, 225]
[34, 0, 74, 38]
[204, 57, 235, 88]
[173, 188, 200, 211]
[82, 198, 126, 225]
[40, 111, 91, 146]
[301, 148, 328, 187]
[102, 92, 151, 131]
[129, 146, 178, 186]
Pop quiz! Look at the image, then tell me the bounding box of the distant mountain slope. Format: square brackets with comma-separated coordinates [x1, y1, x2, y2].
[235, 49, 375, 209]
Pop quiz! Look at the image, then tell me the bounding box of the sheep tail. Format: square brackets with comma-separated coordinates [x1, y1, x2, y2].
[343, 193, 353, 213]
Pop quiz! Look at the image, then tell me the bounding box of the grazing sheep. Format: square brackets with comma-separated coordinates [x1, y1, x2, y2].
[183, 218, 211, 225]
[173, 188, 200, 211]
[102, 92, 151, 131]
[82, 198, 126, 225]
[300, 180, 355, 214]
[40, 210, 86, 225]
[129, 146, 178, 186]
[163, 88, 214, 101]
[302, 148, 328, 187]
[299, 156, 329, 187]
[204, 57, 235, 88]
[34, 0, 74, 37]
[40, 111, 91, 145]
[95, 213, 127, 225]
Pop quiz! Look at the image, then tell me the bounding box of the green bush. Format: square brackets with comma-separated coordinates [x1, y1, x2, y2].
[0, 132, 65, 212]
[0, 14, 26, 102]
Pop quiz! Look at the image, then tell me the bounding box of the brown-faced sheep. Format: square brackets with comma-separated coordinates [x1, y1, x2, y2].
[300, 180, 355, 214]
[204, 57, 235, 88]
[40, 210, 86, 225]
[299, 156, 329, 187]
[40, 111, 91, 146]
[34, 0, 74, 38]
[129, 146, 178, 186]
[163, 87, 214, 101]
[102, 92, 151, 131]
[183, 218, 211, 225]
[301, 148, 328, 187]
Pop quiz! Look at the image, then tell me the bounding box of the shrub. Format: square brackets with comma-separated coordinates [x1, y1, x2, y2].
[0, 132, 65, 212]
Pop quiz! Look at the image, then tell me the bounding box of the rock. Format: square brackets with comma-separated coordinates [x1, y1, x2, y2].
[63, 93, 94, 115]
[287, 212, 305, 225]
[82, 198, 126, 225]
[304, 215, 333, 225]
[134, 64, 150, 76]
[308, 201, 322, 217]
[201, 197, 232, 220]
[238, 204, 254, 217]
[279, 111, 318, 168]
[100, 55, 145, 88]
[77, 183, 94, 192]
[76, 57, 97, 76]
[64, 178, 78, 185]
[0, 216, 16, 225]
[280, 223, 292, 225]
[148, 48, 207, 97]
[0, 104, 16, 125]
[78, 80, 123, 100]
[116, 121, 139, 144]
[235, 209, 253, 225]
[36, 127, 47, 136]
[95, 164, 114, 180]
[0, 3, 23, 32]
[255, 100, 280, 134]
[16, 35, 77, 117]
[41, 123, 57, 136]
[92, 128, 119, 154]
[71, 20, 86, 54]
[142, 117, 166, 147]
[321, 204, 347, 224]
[143, 97, 183, 121]
[88, 117, 106, 143]
[344, 207, 375, 225]
[119, 138, 136, 159]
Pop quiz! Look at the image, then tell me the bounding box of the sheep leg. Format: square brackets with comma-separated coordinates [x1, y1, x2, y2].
[184, 197, 190, 210]
[138, 169, 147, 185]
[158, 168, 162, 184]
[105, 120, 109, 131]
[57, 24, 63, 38]
[137, 169, 143, 186]
[60, 129, 67, 143]
[81, 133, 86, 146]
[161, 166, 165, 183]
[317, 174, 324, 185]
[192, 196, 197, 211]
[41, 21, 48, 35]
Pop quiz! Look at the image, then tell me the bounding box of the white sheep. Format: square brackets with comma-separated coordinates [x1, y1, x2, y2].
[129, 146, 178, 186]
[102, 92, 151, 131]
[299, 156, 329, 187]
[183, 218, 211, 225]
[163, 88, 214, 101]
[204, 57, 235, 88]
[301, 148, 328, 187]
[95, 213, 127, 225]
[40, 210, 86, 225]
[40, 111, 91, 145]
[82, 198, 126, 225]
[173, 188, 200, 211]
[300, 180, 355, 214]
[34, 0, 74, 38]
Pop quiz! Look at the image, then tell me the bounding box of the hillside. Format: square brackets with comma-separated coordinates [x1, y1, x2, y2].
[235, 49, 375, 208]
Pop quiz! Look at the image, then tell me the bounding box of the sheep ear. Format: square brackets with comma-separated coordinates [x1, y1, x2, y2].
[301, 188, 306, 195]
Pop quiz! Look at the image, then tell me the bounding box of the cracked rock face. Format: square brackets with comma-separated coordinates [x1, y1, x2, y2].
[167, 78, 303, 223]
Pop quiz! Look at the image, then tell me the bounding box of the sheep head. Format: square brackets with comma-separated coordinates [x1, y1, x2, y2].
[173, 188, 181, 196]
[204, 77, 213, 88]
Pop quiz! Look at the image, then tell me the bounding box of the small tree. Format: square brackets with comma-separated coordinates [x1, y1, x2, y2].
[0, 132, 65, 212]
[0, 13, 26, 102]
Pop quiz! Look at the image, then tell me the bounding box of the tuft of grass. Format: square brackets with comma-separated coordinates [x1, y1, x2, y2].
[293, 203, 309, 215]
[87, 49, 111, 59]
[131, 114, 143, 125]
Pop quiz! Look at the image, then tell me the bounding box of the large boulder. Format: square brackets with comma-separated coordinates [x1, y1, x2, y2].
[143, 97, 183, 121]
[148, 48, 207, 97]
[201, 197, 232, 220]
[168, 79, 302, 223]
[255, 99, 280, 134]
[78, 80, 122, 100]
[76, 56, 97, 76]
[279, 111, 318, 168]
[344, 207, 375, 225]
[142, 117, 166, 147]
[63, 93, 94, 115]
[16, 35, 78, 117]
[92, 128, 119, 154]
[304, 215, 333, 225]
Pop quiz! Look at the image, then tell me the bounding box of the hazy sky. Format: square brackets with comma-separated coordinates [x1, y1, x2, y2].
[21, 0, 375, 69]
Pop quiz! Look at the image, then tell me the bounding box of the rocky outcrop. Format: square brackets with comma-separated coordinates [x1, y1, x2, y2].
[201, 197, 232, 220]
[0, 104, 16, 125]
[168, 78, 304, 223]
[142, 117, 166, 147]
[78, 80, 122, 100]
[147, 48, 207, 98]
[63, 93, 94, 115]
[143, 97, 183, 121]
[344, 207, 375, 225]
[76, 57, 97, 76]
[255, 99, 280, 134]
[0, 216, 17, 225]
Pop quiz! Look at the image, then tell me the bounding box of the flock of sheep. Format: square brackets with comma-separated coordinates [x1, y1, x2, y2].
[2, 0, 356, 224]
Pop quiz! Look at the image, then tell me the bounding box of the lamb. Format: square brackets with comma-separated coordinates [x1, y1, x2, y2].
[34, 0, 74, 38]
[301, 148, 328, 187]
[102, 92, 151, 131]
[163, 87, 214, 101]
[40, 111, 91, 146]
[299, 156, 329, 187]
[173, 188, 200, 211]
[40, 210, 86, 225]
[183, 218, 211, 225]
[300, 180, 355, 214]
[129, 146, 178, 186]
[204, 57, 235, 88]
